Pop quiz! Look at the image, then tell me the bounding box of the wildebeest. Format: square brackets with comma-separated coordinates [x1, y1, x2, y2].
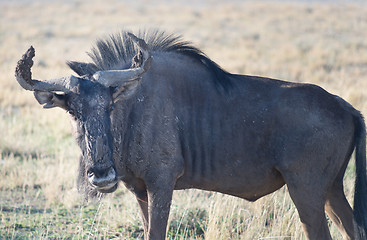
[15, 29, 367, 240]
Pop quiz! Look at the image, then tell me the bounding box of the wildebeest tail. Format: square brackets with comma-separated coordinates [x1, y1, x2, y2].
[353, 112, 367, 240]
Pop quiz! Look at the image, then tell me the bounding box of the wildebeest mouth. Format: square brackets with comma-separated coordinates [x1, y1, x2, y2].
[94, 181, 118, 193]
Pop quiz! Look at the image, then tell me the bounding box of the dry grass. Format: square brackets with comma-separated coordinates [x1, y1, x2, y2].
[1, 0, 367, 239]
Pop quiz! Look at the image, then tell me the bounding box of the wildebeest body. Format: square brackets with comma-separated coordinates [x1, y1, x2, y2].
[15, 30, 367, 240]
[116, 52, 354, 200]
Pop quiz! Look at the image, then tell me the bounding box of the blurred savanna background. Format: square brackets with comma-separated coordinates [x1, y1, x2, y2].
[1, 0, 367, 239]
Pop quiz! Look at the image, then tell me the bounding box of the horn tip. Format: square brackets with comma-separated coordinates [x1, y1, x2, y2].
[127, 32, 137, 39]
[24, 46, 35, 59]
[15, 45, 36, 88]
[18, 46, 35, 65]
[127, 32, 149, 50]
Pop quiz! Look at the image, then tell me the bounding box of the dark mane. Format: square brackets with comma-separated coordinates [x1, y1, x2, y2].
[67, 29, 232, 90]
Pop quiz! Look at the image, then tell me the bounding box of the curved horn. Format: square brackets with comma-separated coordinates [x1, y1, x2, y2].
[92, 33, 153, 87]
[15, 46, 78, 93]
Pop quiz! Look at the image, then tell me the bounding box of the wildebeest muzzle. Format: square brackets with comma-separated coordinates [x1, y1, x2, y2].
[87, 166, 118, 193]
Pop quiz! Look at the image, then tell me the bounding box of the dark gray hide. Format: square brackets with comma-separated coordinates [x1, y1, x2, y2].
[15, 30, 367, 240]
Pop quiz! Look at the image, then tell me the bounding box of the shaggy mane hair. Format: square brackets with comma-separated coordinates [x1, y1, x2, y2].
[67, 29, 232, 89]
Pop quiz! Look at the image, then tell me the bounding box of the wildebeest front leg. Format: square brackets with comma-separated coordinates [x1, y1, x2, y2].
[124, 181, 150, 239]
[136, 196, 149, 239]
[145, 177, 175, 240]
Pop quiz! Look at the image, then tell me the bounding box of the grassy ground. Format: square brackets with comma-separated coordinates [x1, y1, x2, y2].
[1, 0, 367, 239]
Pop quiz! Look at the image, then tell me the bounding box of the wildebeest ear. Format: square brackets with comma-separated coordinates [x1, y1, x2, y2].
[34, 91, 67, 110]
[111, 79, 141, 102]
[67, 61, 99, 76]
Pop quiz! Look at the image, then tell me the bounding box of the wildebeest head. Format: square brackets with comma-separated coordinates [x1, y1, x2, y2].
[15, 33, 152, 197]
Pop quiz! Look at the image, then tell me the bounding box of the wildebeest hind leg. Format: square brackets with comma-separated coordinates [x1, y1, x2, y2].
[285, 178, 332, 240]
[325, 182, 354, 240]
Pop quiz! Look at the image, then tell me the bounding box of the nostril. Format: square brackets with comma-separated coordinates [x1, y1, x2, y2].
[87, 168, 105, 179]
[87, 170, 94, 178]
[93, 168, 113, 178]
